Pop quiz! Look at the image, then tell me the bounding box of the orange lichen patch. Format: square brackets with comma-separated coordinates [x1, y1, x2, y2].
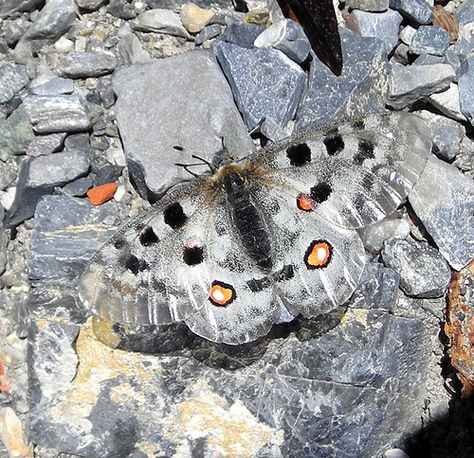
[304, 240, 333, 269]
[209, 281, 236, 307]
[433, 5, 459, 42]
[87, 182, 118, 206]
[0, 359, 9, 392]
[444, 260, 474, 397]
[296, 193, 316, 212]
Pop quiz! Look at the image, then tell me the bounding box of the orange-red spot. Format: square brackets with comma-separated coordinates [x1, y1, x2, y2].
[296, 193, 316, 212]
[87, 183, 118, 206]
[209, 281, 236, 307]
[304, 240, 333, 269]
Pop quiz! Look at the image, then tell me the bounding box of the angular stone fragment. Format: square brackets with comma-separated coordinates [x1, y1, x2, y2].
[296, 28, 388, 129]
[57, 52, 118, 78]
[26, 133, 67, 157]
[213, 41, 305, 133]
[113, 50, 254, 197]
[409, 25, 450, 56]
[0, 0, 43, 19]
[0, 208, 6, 275]
[382, 237, 451, 298]
[427, 82, 467, 122]
[387, 63, 456, 109]
[345, 0, 389, 11]
[359, 216, 411, 253]
[5, 150, 91, 227]
[30, 74, 74, 96]
[409, 156, 474, 270]
[221, 22, 266, 49]
[0, 64, 28, 103]
[23, 95, 91, 134]
[254, 19, 311, 64]
[130, 9, 191, 38]
[195, 24, 222, 46]
[0, 104, 34, 156]
[389, 0, 433, 24]
[106, 0, 137, 20]
[3, 17, 30, 47]
[459, 55, 474, 125]
[454, 0, 474, 27]
[75, 0, 108, 11]
[117, 33, 150, 65]
[180, 2, 214, 34]
[29, 196, 117, 280]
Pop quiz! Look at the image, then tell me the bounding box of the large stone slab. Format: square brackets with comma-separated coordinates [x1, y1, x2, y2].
[112, 50, 254, 198]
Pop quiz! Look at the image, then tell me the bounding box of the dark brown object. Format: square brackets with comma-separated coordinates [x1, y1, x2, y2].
[278, 0, 343, 76]
[432, 5, 459, 43]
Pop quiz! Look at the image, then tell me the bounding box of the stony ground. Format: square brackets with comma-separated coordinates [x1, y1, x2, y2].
[0, 0, 473, 457]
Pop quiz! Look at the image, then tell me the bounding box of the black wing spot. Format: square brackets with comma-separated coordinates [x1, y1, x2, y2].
[353, 140, 375, 165]
[121, 254, 149, 275]
[139, 226, 159, 246]
[351, 119, 365, 130]
[163, 202, 187, 229]
[286, 143, 311, 166]
[247, 265, 295, 293]
[310, 183, 332, 203]
[323, 129, 344, 156]
[114, 238, 126, 249]
[183, 245, 204, 266]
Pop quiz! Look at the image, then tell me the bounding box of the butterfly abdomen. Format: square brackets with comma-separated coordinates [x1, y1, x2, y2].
[223, 171, 273, 270]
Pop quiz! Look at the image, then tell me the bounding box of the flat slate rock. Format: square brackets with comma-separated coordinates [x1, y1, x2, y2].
[295, 28, 388, 130]
[57, 51, 118, 79]
[409, 156, 474, 270]
[213, 41, 306, 134]
[459, 55, 474, 125]
[112, 50, 254, 198]
[0, 0, 43, 19]
[29, 195, 118, 281]
[389, 0, 433, 24]
[0, 64, 28, 103]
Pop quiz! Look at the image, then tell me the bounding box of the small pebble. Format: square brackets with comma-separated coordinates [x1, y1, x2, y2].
[0, 187, 16, 211]
[87, 182, 118, 205]
[180, 3, 214, 34]
[113, 183, 126, 202]
[54, 36, 74, 53]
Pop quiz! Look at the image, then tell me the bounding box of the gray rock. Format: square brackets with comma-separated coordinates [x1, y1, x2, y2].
[349, 261, 400, 311]
[409, 25, 450, 56]
[427, 82, 467, 122]
[254, 19, 311, 64]
[4, 150, 91, 227]
[459, 55, 474, 125]
[106, 0, 137, 20]
[30, 74, 74, 96]
[345, 0, 389, 11]
[117, 33, 150, 65]
[221, 22, 266, 49]
[409, 156, 474, 270]
[0, 160, 17, 191]
[382, 237, 451, 298]
[3, 17, 30, 47]
[0, 104, 34, 156]
[392, 42, 410, 64]
[416, 110, 464, 160]
[57, 51, 117, 79]
[389, 0, 433, 24]
[148, 0, 234, 7]
[64, 133, 90, 152]
[130, 9, 191, 38]
[23, 95, 91, 134]
[113, 50, 254, 197]
[0, 207, 6, 275]
[0, 0, 42, 19]
[413, 50, 462, 77]
[60, 176, 93, 197]
[96, 76, 115, 109]
[29, 195, 117, 280]
[22, 0, 75, 41]
[296, 28, 388, 129]
[352, 9, 403, 53]
[454, 0, 474, 27]
[26, 133, 67, 157]
[75, 0, 108, 11]
[0, 64, 28, 103]
[195, 24, 222, 46]
[387, 63, 456, 109]
[213, 41, 305, 134]
[359, 216, 411, 253]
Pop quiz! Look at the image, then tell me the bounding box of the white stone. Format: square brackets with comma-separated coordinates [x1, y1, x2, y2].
[399, 25, 416, 45]
[0, 187, 16, 211]
[54, 36, 74, 53]
[428, 82, 467, 122]
[113, 184, 126, 202]
[180, 3, 214, 34]
[106, 147, 126, 167]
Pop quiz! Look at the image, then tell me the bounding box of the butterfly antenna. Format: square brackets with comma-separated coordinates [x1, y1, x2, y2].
[191, 155, 217, 173]
[175, 162, 202, 178]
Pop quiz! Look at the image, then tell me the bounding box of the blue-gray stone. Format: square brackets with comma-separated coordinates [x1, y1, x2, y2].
[345, 0, 389, 11]
[117, 32, 150, 65]
[29, 196, 117, 281]
[221, 22, 265, 49]
[409, 156, 474, 270]
[254, 19, 311, 64]
[113, 50, 254, 197]
[60, 176, 93, 197]
[3, 17, 30, 47]
[352, 9, 403, 53]
[389, 0, 433, 24]
[295, 28, 388, 129]
[0, 207, 6, 275]
[30, 74, 74, 96]
[0, 160, 17, 191]
[413, 50, 461, 77]
[213, 41, 306, 133]
[0, 0, 42, 19]
[0, 64, 28, 103]
[459, 55, 474, 125]
[409, 26, 450, 56]
[4, 150, 91, 227]
[106, 0, 137, 20]
[454, 0, 474, 27]
[387, 63, 455, 109]
[57, 52, 118, 79]
[23, 95, 91, 134]
[75, 0, 107, 11]
[195, 23, 222, 46]
[26, 133, 67, 157]
[0, 104, 34, 156]
[382, 237, 451, 298]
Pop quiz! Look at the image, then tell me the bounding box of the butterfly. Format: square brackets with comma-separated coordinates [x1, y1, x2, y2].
[78, 112, 431, 345]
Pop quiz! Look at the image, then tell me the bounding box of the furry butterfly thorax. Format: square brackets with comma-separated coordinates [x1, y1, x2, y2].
[78, 112, 432, 345]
